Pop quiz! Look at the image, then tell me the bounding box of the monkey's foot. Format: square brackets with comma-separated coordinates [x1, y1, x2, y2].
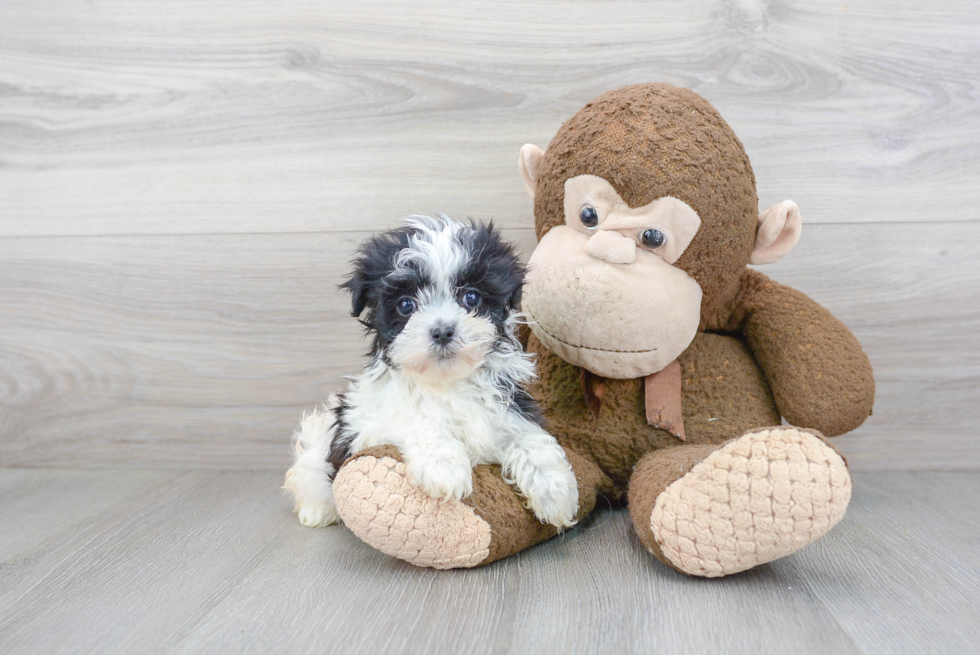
[640, 427, 851, 577]
[333, 447, 492, 569]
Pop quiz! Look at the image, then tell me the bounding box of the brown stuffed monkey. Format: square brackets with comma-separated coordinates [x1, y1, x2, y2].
[332, 83, 875, 577]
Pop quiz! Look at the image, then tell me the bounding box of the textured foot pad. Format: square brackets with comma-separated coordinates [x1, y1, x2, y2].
[650, 428, 851, 577]
[333, 455, 491, 569]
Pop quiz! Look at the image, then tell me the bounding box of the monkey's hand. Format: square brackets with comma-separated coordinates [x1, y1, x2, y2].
[732, 269, 875, 437]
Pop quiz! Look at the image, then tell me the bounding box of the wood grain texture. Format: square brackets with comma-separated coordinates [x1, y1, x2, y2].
[1, 0, 979, 470]
[789, 471, 980, 654]
[1, 0, 978, 237]
[1, 468, 977, 654]
[0, 468, 175, 560]
[2, 222, 978, 470]
[0, 470, 287, 653]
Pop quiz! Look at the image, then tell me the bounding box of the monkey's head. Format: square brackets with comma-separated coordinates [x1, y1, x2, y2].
[519, 84, 801, 379]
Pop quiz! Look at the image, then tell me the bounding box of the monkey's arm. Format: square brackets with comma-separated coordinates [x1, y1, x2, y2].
[730, 269, 874, 437]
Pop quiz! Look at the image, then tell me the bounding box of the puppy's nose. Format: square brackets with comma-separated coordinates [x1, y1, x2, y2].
[586, 230, 635, 264]
[430, 324, 456, 346]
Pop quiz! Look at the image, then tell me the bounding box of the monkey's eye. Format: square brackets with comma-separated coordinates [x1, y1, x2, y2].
[579, 205, 599, 229]
[396, 297, 417, 316]
[641, 229, 666, 249]
[461, 290, 481, 309]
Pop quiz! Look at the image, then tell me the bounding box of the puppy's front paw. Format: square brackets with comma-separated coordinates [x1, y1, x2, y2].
[503, 440, 579, 529]
[524, 466, 579, 529]
[407, 453, 474, 502]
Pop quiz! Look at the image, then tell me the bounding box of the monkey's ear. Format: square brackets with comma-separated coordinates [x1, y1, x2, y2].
[518, 144, 545, 198]
[750, 200, 802, 265]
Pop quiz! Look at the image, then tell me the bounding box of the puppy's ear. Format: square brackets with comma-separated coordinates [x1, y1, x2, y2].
[342, 228, 412, 318]
[340, 271, 372, 318]
[340, 246, 382, 319]
[483, 221, 526, 312]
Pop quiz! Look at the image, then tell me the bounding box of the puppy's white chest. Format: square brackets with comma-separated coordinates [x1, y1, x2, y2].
[346, 374, 504, 464]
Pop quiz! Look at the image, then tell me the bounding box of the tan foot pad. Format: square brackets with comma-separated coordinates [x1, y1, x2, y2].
[650, 428, 851, 577]
[333, 455, 491, 569]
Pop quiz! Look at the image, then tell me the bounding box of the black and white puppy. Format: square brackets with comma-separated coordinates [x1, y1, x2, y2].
[284, 214, 579, 529]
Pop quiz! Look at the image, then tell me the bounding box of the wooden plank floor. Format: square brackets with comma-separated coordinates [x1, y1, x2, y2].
[0, 468, 977, 655]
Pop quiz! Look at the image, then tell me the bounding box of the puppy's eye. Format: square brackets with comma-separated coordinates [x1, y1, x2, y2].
[461, 290, 481, 309]
[641, 229, 666, 248]
[579, 205, 599, 229]
[396, 297, 417, 316]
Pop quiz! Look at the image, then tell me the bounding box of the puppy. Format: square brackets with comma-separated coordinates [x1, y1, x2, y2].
[284, 214, 579, 530]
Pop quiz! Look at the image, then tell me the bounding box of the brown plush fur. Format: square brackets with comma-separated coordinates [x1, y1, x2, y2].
[524, 327, 786, 499]
[465, 447, 605, 564]
[628, 444, 719, 570]
[725, 269, 876, 436]
[532, 83, 759, 328]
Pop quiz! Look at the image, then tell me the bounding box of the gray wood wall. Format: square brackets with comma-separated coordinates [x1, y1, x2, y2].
[2, 0, 978, 471]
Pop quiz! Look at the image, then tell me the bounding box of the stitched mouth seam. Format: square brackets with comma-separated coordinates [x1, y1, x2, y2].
[524, 305, 658, 354]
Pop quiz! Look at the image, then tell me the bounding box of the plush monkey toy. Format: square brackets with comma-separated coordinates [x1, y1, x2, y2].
[331, 83, 875, 577]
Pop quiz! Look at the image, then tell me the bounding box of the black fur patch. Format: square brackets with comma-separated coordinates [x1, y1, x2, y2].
[340, 226, 431, 361]
[326, 393, 357, 475]
[510, 388, 546, 428]
[454, 220, 525, 334]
